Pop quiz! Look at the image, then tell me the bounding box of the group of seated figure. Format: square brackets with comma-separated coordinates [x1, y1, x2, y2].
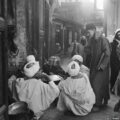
[8, 54, 120, 119]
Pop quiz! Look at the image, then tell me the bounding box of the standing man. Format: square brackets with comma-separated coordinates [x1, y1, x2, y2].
[86, 24, 110, 111]
[110, 29, 120, 92]
[71, 39, 84, 58]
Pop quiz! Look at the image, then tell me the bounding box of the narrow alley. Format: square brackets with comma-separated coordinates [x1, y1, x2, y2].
[0, 0, 120, 120]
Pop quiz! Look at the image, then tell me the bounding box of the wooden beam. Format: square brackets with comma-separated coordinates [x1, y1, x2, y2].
[0, 18, 5, 31]
[4, 0, 8, 119]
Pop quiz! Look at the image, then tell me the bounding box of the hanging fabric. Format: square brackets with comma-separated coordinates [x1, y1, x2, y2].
[48, 0, 61, 23]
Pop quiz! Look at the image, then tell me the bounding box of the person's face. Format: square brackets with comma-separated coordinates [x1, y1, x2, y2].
[74, 60, 82, 66]
[95, 31, 101, 40]
[26, 62, 35, 68]
[87, 29, 95, 38]
[86, 32, 90, 38]
[117, 32, 120, 40]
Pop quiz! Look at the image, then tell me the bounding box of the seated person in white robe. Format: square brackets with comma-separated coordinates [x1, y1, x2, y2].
[14, 55, 60, 119]
[72, 55, 90, 77]
[57, 61, 95, 116]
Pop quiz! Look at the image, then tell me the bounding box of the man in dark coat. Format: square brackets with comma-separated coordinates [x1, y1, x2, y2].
[42, 56, 69, 79]
[110, 29, 120, 92]
[86, 24, 110, 111]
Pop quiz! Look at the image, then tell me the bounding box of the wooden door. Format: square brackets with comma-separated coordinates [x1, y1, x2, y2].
[0, 18, 8, 120]
[0, 0, 8, 119]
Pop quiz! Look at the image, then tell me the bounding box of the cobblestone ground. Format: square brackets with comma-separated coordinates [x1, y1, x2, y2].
[40, 94, 120, 120]
[40, 55, 120, 120]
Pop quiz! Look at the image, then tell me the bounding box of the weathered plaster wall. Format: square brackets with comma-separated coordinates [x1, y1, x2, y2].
[8, 0, 27, 74]
[105, 0, 120, 36]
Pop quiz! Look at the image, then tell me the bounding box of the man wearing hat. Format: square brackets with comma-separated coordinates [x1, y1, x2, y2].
[57, 61, 95, 116]
[72, 55, 90, 77]
[86, 23, 110, 111]
[23, 55, 40, 78]
[42, 56, 69, 79]
[15, 55, 60, 119]
[110, 29, 120, 92]
[110, 29, 120, 112]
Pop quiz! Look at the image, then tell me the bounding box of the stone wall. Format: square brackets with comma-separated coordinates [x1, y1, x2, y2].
[8, 0, 27, 75]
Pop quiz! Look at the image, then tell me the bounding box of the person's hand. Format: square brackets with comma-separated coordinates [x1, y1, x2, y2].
[40, 73, 51, 83]
[49, 72, 54, 75]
